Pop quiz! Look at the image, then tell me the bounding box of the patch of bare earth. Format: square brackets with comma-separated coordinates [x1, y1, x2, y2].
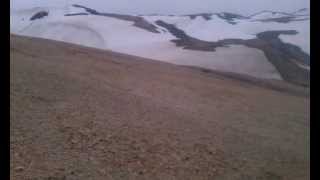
[10, 35, 309, 180]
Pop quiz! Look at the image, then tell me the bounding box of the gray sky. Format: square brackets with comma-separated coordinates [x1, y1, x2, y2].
[11, 0, 309, 15]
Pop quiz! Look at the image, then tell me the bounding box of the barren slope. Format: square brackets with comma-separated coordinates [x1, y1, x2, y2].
[10, 35, 309, 180]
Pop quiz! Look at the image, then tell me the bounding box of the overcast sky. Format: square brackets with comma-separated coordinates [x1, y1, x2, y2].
[11, 0, 309, 15]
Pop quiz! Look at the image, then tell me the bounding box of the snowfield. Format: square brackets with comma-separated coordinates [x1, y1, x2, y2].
[146, 14, 309, 54]
[10, 5, 309, 81]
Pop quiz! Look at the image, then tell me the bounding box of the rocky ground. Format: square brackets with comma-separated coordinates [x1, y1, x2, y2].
[11, 35, 309, 180]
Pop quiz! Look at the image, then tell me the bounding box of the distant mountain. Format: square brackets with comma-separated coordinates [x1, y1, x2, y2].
[292, 8, 309, 16]
[10, 4, 309, 86]
[249, 10, 293, 19]
[248, 9, 309, 22]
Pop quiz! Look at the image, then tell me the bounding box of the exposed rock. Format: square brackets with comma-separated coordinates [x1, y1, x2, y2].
[72, 4, 160, 33]
[30, 11, 48, 21]
[64, 13, 89, 16]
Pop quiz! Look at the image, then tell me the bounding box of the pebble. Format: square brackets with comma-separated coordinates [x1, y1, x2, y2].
[15, 166, 24, 172]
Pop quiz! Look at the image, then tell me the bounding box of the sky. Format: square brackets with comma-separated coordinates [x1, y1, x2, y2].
[10, 0, 310, 16]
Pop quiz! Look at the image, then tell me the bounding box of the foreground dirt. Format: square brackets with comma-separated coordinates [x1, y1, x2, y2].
[10, 35, 309, 180]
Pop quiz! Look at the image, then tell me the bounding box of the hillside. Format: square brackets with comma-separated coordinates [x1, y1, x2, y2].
[10, 4, 310, 86]
[11, 35, 309, 180]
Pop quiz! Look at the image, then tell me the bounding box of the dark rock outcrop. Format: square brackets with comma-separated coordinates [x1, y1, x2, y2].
[72, 4, 160, 33]
[64, 13, 89, 16]
[30, 11, 48, 21]
[187, 13, 213, 20]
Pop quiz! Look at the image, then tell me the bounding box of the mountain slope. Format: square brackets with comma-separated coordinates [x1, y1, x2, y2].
[10, 5, 310, 85]
[11, 34, 309, 180]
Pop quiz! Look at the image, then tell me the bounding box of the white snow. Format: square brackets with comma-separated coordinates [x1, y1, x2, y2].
[11, 5, 310, 81]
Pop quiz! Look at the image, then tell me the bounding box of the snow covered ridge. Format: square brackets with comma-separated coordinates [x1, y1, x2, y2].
[248, 10, 309, 21]
[10, 4, 309, 86]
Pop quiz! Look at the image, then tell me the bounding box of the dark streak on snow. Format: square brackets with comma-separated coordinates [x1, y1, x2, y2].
[184, 12, 247, 25]
[65, 13, 89, 16]
[187, 13, 213, 20]
[155, 20, 225, 51]
[216, 12, 248, 24]
[30, 11, 48, 21]
[72, 4, 160, 33]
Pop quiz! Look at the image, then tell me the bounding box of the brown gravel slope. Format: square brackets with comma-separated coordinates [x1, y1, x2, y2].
[10, 35, 309, 180]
